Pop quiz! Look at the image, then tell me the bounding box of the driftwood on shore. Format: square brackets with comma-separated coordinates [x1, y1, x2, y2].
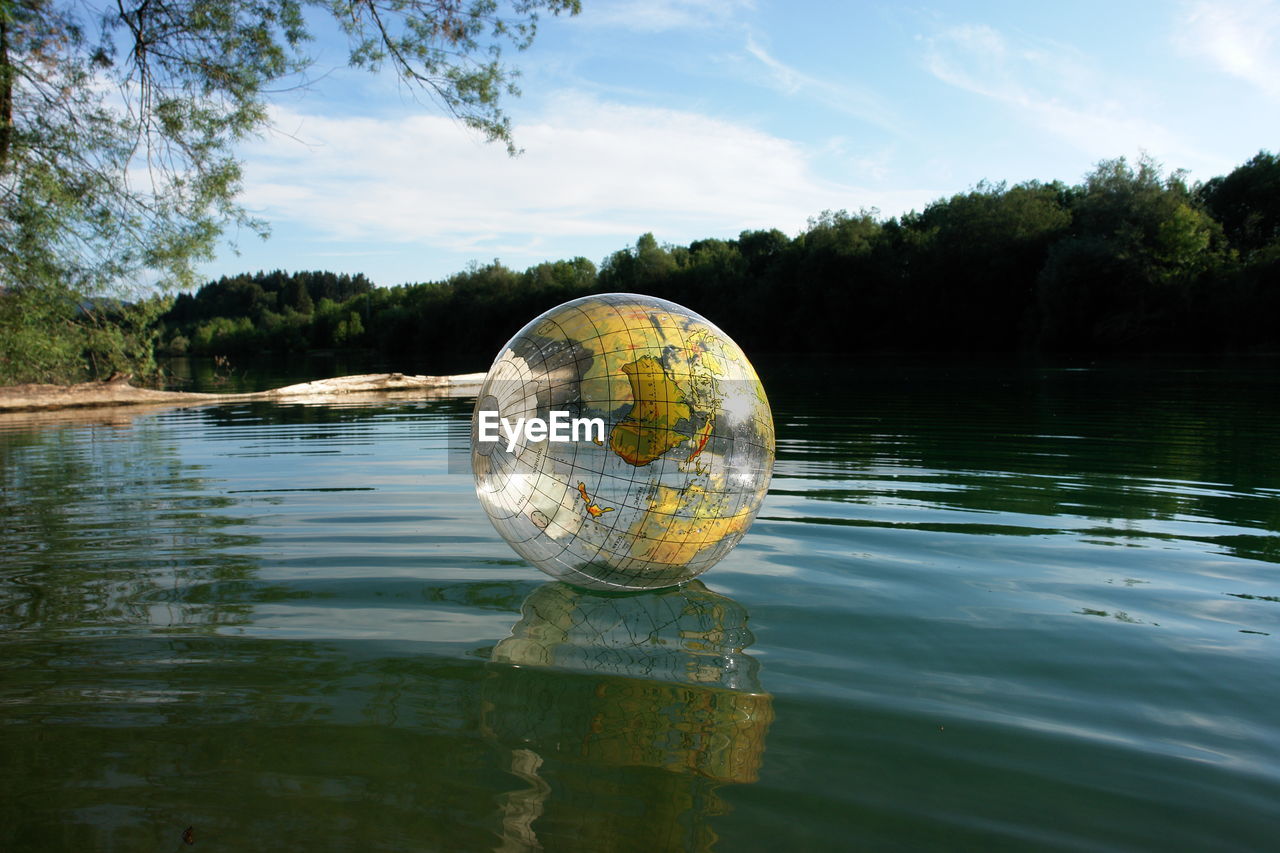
[0, 372, 486, 414]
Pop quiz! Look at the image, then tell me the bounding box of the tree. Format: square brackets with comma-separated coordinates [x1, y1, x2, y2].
[282, 275, 314, 315]
[597, 233, 677, 293]
[1196, 151, 1280, 348]
[1036, 156, 1221, 349]
[1198, 150, 1280, 256]
[902, 182, 1071, 348]
[0, 0, 580, 383]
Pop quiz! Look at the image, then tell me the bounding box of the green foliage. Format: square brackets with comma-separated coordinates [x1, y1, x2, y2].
[331, 0, 582, 156]
[598, 233, 678, 292]
[1037, 157, 1223, 348]
[0, 287, 82, 383]
[1198, 151, 1280, 255]
[157, 150, 1280, 366]
[0, 0, 580, 384]
[874, 183, 1064, 348]
[0, 285, 171, 382]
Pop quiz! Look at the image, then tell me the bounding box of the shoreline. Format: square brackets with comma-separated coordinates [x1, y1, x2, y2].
[0, 372, 486, 414]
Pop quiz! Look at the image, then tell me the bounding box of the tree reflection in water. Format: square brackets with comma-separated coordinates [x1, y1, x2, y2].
[1, 408, 774, 851]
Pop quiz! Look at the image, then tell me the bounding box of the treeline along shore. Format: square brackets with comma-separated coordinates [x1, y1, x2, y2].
[161, 153, 1280, 362]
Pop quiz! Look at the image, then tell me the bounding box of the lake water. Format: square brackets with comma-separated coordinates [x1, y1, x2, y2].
[2, 358, 1278, 851]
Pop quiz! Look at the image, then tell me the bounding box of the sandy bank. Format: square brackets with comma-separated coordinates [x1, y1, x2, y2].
[0, 372, 486, 414]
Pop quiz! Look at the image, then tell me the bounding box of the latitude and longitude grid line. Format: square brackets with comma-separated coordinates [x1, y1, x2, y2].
[637, 314, 765, 572]
[474, 349, 548, 504]
[483, 415, 767, 527]
[612, 297, 776, 566]
[480, 323, 773, 462]
[622, 301, 722, 573]
[473, 362, 533, 494]
[483, 381, 761, 548]
[611, 302, 741, 577]
[622, 310, 711, 570]
[582, 299, 651, 581]
[478, 295, 771, 583]
[490, 304, 633, 574]
[542, 300, 673, 581]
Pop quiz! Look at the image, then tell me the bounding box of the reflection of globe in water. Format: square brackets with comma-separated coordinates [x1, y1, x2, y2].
[471, 293, 774, 590]
[483, 581, 773, 780]
[482, 582, 774, 851]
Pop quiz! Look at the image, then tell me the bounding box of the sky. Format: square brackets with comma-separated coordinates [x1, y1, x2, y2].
[201, 0, 1280, 289]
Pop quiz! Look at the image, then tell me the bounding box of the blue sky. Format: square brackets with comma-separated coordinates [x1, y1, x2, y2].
[203, 0, 1280, 288]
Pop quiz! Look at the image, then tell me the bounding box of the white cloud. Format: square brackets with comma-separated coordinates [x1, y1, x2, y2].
[239, 94, 936, 260]
[580, 0, 753, 33]
[1176, 0, 1280, 98]
[924, 24, 1214, 173]
[742, 36, 904, 135]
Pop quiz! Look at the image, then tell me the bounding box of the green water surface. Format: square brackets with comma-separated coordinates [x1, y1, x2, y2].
[1, 359, 1277, 851]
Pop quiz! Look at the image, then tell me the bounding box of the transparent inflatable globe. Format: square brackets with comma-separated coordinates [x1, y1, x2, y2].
[470, 293, 774, 590]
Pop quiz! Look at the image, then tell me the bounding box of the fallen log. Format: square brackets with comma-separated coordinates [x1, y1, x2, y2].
[0, 372, 486, 414]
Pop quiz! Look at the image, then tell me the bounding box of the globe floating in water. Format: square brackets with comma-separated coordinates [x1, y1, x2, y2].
[470, 292, 775, 590]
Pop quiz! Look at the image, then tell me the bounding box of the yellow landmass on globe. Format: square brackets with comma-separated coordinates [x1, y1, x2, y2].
[475, 294, 775, 590]
[536, 303, 730, 406]
[609, 356, 692, 466]
[576, 482, 613, 518]
[687, 330, 727, 377]
[626, 482, 751, 567]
